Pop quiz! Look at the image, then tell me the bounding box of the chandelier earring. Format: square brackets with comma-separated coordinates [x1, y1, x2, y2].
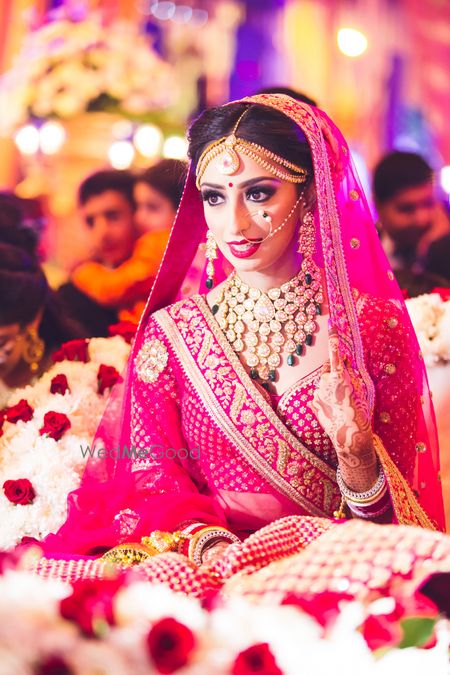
[298, 210, 319, 289]
[205, 230, 218, 289]
[22, 326, 45, 373]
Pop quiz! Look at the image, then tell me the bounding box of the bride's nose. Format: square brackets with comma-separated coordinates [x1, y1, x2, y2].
[227, 199, 251, 237]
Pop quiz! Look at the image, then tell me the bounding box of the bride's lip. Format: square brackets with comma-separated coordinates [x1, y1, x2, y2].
[227, 238, 262, 245]
[227, 241, 262, 259]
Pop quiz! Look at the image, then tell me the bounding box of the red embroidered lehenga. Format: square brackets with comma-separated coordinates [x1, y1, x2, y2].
[30, 95, 449, 606]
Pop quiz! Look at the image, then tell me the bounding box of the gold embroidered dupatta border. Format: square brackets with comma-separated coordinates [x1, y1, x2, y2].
[153, 299, 340, 518]
[374, 435, 437, 530]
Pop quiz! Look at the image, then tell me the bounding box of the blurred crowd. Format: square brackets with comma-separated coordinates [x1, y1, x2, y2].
[1, 90, 449, 407]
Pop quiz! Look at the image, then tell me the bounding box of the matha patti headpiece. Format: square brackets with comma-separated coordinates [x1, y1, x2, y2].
[195, 108, 309, 189]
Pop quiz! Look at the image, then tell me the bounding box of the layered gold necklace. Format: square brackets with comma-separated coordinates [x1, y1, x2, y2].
[212, 268, 323, 388]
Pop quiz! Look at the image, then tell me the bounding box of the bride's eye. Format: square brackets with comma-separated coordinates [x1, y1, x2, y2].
[201, 190, 225, 206]
[246, 186, 275, 202]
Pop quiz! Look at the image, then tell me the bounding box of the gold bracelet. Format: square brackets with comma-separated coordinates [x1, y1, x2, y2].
[188, 526, 239, 566]
[336, 466, 387, 505]
[101, 530, 187, 567]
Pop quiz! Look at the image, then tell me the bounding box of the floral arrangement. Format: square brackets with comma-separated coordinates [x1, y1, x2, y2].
[0, 12, 177, 135]
[0, 552, 448, 675]
[405, 291, 450, 366]
[0, 329, 132, 550]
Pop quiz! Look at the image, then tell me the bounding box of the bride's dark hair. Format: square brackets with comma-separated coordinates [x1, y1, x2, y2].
[187, 102, 314, 188]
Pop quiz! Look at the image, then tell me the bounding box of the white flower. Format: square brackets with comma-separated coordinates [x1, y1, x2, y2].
[0, 14, 178, 134]
[0, 336, 130, 549]
[406, 293, 450, 366]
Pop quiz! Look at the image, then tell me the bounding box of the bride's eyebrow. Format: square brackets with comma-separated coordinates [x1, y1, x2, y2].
[200, 177, 280, 190]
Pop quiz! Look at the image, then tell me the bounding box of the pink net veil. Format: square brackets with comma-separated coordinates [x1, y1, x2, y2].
[41, 95, 445, 555]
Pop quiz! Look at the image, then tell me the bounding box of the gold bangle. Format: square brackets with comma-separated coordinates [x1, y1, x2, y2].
[101, 530, 187, 567]
[188, 526, 238, 565]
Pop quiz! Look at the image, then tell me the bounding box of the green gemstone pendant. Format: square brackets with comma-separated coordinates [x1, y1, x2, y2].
[305, 273, 312, 285]
[287, 354, 295, 366]
[212, 304, 219, 315]
[305, 334, 313, 346]
[315, 304, 321, 315]
[205, 277, 214, 289]
[268, 369, 276, 382]
[295, 343, 303, 356]
[250, 368, 259, 379]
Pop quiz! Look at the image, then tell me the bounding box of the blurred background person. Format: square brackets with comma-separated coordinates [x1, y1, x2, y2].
[58, 170, 140, 335]
[373, 151, 450, 296]
[59, 162, 188, 334]
[0, 242, 85, 407]
[134, 158, 187, 235]
[426, 232, 450, 284]
[373, 151, 450, 272]
[0, 192, 45, 258]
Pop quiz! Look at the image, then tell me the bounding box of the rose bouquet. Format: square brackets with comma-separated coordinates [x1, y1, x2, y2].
[0, 334, 131, 550]
[0, 553, 448, 675]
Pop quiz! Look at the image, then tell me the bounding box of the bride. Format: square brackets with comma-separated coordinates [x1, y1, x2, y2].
[37, 94, 445, 589]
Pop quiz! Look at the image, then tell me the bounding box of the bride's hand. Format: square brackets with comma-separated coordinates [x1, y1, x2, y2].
[309, 326, 375, 471]
[200, 540, 230, 566]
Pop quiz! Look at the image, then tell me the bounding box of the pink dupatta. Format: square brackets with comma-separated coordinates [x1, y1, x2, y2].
[42, 95, 445, 555]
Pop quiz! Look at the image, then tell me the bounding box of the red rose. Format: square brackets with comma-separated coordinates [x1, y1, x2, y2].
[19, 535, 40, 545]
[147, 617, 196, 674]
[361, 613, 402, 651]
[108, 321, 137, 344]
[39, 411, 71, 440]
[34, 655, 72, 675]
[232, 643, 282, 675]
[97, 364, 123, 395]
[282, 591, 353, 629]
[5, 399, 34, 424]
[52, 339, 89, 363]
[3, 478, 36, 505]
[60, 577, 123, 637]
[432, 287, 450, 301]
[50, 374, 70, 395]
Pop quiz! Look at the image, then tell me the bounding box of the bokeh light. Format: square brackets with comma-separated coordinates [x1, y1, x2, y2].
[14, 124, 40, 155]
[163, 135, 188, 159]
[39, 121, 66, 155]
[337, 28, 368, 57]
[441, 166, 450, 194]
[108, 140, 135, 169]
[134, 124, 163, 157]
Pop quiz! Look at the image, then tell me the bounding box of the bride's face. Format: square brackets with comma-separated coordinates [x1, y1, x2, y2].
[199, 152, 304, 275]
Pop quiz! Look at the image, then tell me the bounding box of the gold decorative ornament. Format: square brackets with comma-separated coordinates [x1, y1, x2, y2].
[205, 230, 218, 289]
[22, 327, 45, 373]
[213, 265, 323, 389]
[101, 530, 187, 567]
[196, 108, 309, 189]
[135, 338, 168, 383]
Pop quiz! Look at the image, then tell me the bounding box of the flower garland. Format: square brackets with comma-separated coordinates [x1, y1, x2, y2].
[0, 12, 178, 135]
[0, 333, 131, 550]
[0, 554, 448, 675]
[405, 292, 450, 366]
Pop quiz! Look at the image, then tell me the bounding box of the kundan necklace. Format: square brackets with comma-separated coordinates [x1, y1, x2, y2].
[212, 267, 323, 389]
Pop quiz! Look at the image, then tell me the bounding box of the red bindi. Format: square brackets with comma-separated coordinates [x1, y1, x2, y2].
[228, 182, 234, 187]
